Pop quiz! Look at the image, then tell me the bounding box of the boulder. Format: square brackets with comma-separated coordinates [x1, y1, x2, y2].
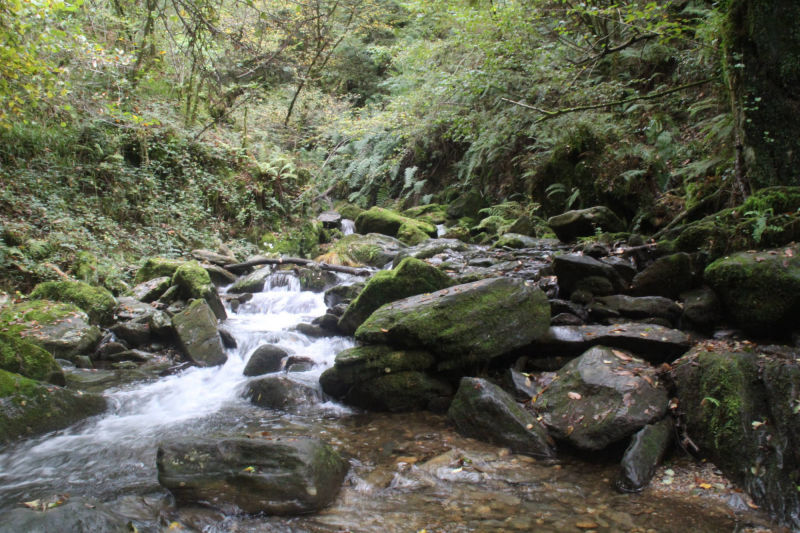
[128, 276, 171, 303]
[493, 233, 539, 249]
[602, 256, 637, 284]
[337, 371, 453, 413]
[203, 264, 238, 286]
[528, 324, 690, 364]
[30, 280, 117, 325]
[446, 190, 486, 219]
[672, 349, 800, 528]
[355, 207, 437, 245]
[0, 369, 106, 444]
[615, 417, 673, 493]
[245, 375, 322, 411]
[228, 266, 272, 294]
[172, 261, 226, 320]
[0, 301, 101, 362]
[156, 436, 348, 514]
[323, 282, 365, 308]
[135, 257, 186, 284]
[0, 331, 64, 385]
[391, 238, 470, 267]
[338, 257, 452, 334]
[594, 295, 682, 325]
[448, 377, 555, 459]
[243, 344, 288, 376]
[294, 265, 338, 292]
[704, 245, 800, 335]
[109, 320, 151, 347]
[680, 286, 722, 330]
[172, 300, 227, 367]
[0, 498, 128, 533]
[191, 248, 236, 266]
[548, 206, 625, 242]
[355, 277, 550, 371]
[403, 204, 448, 225]
[535, 346, 669, 450]
[319, 233, 407, 268]
[630, 252, 693, 298]
[318, 210, 342, 228]
[553, 254, 625, 297]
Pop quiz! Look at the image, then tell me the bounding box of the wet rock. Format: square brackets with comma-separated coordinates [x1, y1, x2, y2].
[449, 377, 555, 458]
[203, 264, 237, 286]
[594, 294, 682, 325]
[293, 323, 330, 338]
[243, 344, 288, 376]
[102, 349, 153, 364]
[680, 286, 722, 330]
[323, 282, 364, 308]
[0, 331, 64, 385]
[616, 417, 673, 492]
[508, 368, 539, 399]
[311, 313, 342, 333]
[218, 327, 237, 349]
[672, 349, 800, 528]
[553, 254, 625, 298]
[548, 206, 625, 242]
[110, 320, 151, 347]
[191, 248, 236, 266]
[0, 369, 106, 444]
[323, 233, 407, 268]
[549, 299, 589, 322]
[134, 257, 186, 284]
[293, 265, 338, 292]
[0, 498, 128, 533]
[704, 245, 800, 336]
[317, 210, 342, 228]
[245, 374, 323, 411]
[493, 233, 539, 249]
[602, 256, 637, 284]
[128, 276, 172, 303]
[528, 324, 690, 364]
[630, 252, 693, 299]
[338, 257, 452, 334]
[391, 238, 470, 267]
[228, 266, 272, 294]
[172, 300, 227, 367]
[552, 313, 584, 326]
[172, 261, 226, 320]
[340, 370, 453, 413]
[320, 345, 435, 396]
[156, 436, 349, 515]
[355, 277, 550, 371]
[535, 346, 669, 450]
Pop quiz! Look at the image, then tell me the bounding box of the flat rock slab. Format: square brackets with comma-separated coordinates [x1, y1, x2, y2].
[355, 277, 550, 371]
[535, 346, 669, 451]
[157, 436, 348, 515]
[528, 323, 690, 364]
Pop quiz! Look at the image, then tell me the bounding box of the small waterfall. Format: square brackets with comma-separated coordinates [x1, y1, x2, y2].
[436, 224, 446, 237]
[341, 219, 355, 235]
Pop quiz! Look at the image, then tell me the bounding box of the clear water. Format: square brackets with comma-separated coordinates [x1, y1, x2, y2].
[0, 269, 781, 532]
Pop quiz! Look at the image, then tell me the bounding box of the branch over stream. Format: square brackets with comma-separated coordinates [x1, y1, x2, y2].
[225, 257, 375, 277]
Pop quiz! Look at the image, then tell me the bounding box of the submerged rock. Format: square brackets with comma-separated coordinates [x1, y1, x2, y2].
[448, 377, 555, 459]
[172, 300, 227, 367]
[156, 436, 348, 515]
[355, 277, 550, 371]
[535, 346, 669, 450]
[616, 417, 673, 493]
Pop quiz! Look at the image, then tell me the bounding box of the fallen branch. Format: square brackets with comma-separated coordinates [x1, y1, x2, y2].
[225, 257, 375, 277]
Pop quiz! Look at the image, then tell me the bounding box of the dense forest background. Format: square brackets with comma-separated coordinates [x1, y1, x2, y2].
[1, 0, 798, 293]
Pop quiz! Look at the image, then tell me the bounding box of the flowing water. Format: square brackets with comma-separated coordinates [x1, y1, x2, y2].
[0, 270, 781, 532]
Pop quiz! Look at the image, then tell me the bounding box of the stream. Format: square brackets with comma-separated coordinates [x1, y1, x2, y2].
[0, 270, 780, 532]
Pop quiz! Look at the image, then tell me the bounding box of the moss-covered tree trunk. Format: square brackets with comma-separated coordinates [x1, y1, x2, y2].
[724, 0, 800, 192]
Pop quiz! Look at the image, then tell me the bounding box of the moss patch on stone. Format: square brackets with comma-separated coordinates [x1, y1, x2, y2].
[30, 280, 117, 325]
[0, 331, 64, 384]
[355, 207, 437, 244]
[135, 257, 186, 284]
[316, 233, 406, 268]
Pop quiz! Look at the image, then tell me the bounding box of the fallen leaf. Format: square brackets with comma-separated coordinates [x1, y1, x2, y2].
[698, 482, 713, 490]
[612, 350, 632, 361]
[576, 521, 599, 529]
[380, 328, 389, 333]
[567, 391, 582, 400]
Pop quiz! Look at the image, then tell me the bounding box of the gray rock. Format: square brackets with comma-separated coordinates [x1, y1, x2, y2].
[318, 210, 342, 228]
[128, 276, 171, 303]
[203, 264, 237, 286]
[243, 344, 288, 376]
[228, 267, 272, 294]
[110, 320, 151, 347]
[102, 349, 153, 364]
[595, 294, 682, 324]
[172, 300, 227, 367]
[293, 323, 330, 338]
[553, 254, 625, 297]
[191, 248, 237, 266]
[0, 498, 128, 533]
[245, 374, 323, 411]
[602, 256, 637, 284]
[536, 346, 669, 450]
[94, 340, 128, 360]
[630, 252, 693, 299]
[548, 206, 625, 242]
[156, 436, 348, 515]
[448, 377, 555, 459]
[391, 238, 470, 267]
[616, 417, 673, 492]
[680, 286, 722, 330]
[551, 313, 584, 326]
[323, 282, 365, 308]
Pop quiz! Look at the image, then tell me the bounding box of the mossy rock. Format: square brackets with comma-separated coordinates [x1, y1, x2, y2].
[396, 221, 432, 245]
[30, 280, 117, 325]
[704, 245, 800, 335]
[316, 233, 407, 268]
[470, 215, 511, 238]
[338, 258, 452, 334]
[135, 257, 186, 284]
[403, 204, 448, 225]
[446, 190, 487, 219]
[355, 207, 437, 245]
[0, 368, 106, 444]
[172, 261, 226, 320]
[172, 299, 227, 367]
[334, 202, 364, 221]
[493, 233, 539, 249]
[73, 251, 99, 284]
[630, 252, 694, 299]
[0, 331, 64, 384]
[548, 206, 625, 243]
[262, 221, 324, 258]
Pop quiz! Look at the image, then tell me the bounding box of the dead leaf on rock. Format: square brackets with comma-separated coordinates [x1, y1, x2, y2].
[567, 391, 582, 400]
[612, 350, 632, 361]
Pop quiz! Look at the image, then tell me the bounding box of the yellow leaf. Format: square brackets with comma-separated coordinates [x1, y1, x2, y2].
[698, 482, 712, 489]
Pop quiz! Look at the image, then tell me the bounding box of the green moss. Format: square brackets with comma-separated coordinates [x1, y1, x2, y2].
[135, 257, 186, 284]
[30, 280, 116, 325]
[262, 220, 323, 258]
[0, 331, 63, 383]
[317, 233, 405, 268]
[172, 261, 212, 298]
[334, 202, 363, 221]
[0, 367, 40, 397]
[403, 204, 448, 225]
[471, 215, 511, 237]
[396, 222, 431, 245]
[0, 300, 79, 336]
[355, 207, 436, 244]
[73, 251, 99, 283]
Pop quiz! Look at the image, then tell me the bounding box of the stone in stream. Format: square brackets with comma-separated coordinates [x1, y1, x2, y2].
[630, 252, 694, 299]
[552, 254, 626, 298]
[228, 266, 272, 294]
[245, 374, 323, 411]
[448, 377, 555, 459]
[535, 346, 669, 451]
[390, 238, 470, 267]
[615, 417, 673, 493]
[243, 344, 288, 376]
[128, 276, 172, 303]
[172, 300, 227, 367]
[317, 210, 342, 228]
[323, 282, 365, 308]
[0, 368, 107, 444]
[0, 498, 128, 533]
[172, 261, 227, 320]
[321, 233, 407, 268]
[156, 436, 349, 515]
[547, 206, 625, 242]
[355, 277, 550, 371]
[337, 257, 452, 335]
[527, 323, 690, 364]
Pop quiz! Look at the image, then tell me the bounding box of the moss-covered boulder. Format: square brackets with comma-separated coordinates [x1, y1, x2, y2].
[134, 257, 186, 284]
[493, 233, 539, 249]
[316, 233, 407, 268]
[446, 190, 487, 219]
[228, 266, 272, 294]
[548, 206, 625, 242]
[355, 207, 437, 245]
[334, 202, 363, 221]
[403, 204, 448, 225]
[0, 331, 64, 384]
[245, 375, 323, 411]
[172, 299, 227, 367]
[172, 261, 226, 320]
[672, 349, 800, 528]
[0, 300, 101, 361]
[355, 277, 550, 371]
[0, 369, 106, 444]
[535, 346, 669, 450]
[30, 280, 117, 325]
[338, 257, 452, 334]
[157, 436, 348, 515]
[448, 377, 555, 458]
[704, 245, 800, 335]
[630, 252, 694, 299]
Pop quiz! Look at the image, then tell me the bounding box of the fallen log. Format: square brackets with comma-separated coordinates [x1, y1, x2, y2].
[225, 256, 375, 277]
